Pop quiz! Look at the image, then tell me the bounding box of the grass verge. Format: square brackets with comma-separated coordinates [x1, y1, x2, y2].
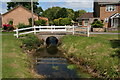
[61, 34, 120, 78]
[2, 32, 43, 78]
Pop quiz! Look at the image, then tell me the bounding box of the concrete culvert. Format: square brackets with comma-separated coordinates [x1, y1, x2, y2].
[46, 36, 58, 46]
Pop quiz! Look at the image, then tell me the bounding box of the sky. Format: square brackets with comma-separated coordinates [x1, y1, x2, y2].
[0, 0, 119, 14]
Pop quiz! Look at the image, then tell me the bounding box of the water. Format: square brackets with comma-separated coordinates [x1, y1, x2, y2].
[33, 36, 80, 78]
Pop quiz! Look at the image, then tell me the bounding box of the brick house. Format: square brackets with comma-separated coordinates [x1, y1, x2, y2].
[2, 5, 48, 26]
[94, 1, 120, 28]
[76, 13, 99, 27]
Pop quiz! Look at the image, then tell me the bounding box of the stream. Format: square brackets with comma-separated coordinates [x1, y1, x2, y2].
[32, 36, 90, 79]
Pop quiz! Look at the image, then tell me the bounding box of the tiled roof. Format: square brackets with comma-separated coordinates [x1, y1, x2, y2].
[77, 13, 93, 20]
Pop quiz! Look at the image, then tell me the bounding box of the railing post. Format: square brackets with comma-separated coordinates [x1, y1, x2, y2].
[87, 26, 90, 37]
[72, 25, 75, 35]
[65, 25, 67, 32]
[16, 28, 19, 38]
[34, 25, 36, 34]
[51, 26, 53, 33]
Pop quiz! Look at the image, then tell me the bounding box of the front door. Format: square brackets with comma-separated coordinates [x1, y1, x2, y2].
[114, 18, 119, 28]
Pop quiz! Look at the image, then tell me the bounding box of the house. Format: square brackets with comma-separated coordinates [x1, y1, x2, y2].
[2, 5, 48, 26]
[94, 1, 120, 28]
[76, 13, 99, 27]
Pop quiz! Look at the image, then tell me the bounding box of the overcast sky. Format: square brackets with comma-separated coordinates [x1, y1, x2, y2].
[0, 0, 119, 14]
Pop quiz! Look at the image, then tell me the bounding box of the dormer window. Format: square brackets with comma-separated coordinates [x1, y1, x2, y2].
[106, 5, 116, 12]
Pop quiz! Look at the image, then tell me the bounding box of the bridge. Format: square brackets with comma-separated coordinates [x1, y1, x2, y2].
[14, 26, 90, 44]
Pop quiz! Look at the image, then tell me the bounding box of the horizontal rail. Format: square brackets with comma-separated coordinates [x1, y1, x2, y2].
[13, 26, 90, 38]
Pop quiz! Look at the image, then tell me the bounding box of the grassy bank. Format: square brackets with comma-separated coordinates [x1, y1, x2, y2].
[2, 33, 42, 78]
[61, 34, 119, 78]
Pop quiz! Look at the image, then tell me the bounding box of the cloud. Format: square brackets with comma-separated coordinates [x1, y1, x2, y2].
[0, 2, 8, 14]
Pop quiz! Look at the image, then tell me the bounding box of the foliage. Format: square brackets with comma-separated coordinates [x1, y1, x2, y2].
[61, 35, 119, 78]
[91, 20, 104, 28]
[28, 18, 32, 26]
[9, 20, 13, 25]
[2, 24, 14, 31]
[53, 18, 61, 26]
[53, 18, 72, 26]
[17, 23, 30, 29]
[118, 25, 120, 28]
[34, 19, 47, 26]
[56, 8, 68, 19]
[41, 7, 61, 20]
[21, 34, 43, 50]
[74, 10, 86, 21]
[60, 18, 72, 26]
[7, 1, 43, 15]
[49, 20, 54, 25]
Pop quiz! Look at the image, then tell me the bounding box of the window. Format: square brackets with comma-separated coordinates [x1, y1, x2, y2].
[79, 20, 82, 26]
[106, 5, 116, 12]
[104, 18, 109, 23]
[84, 19, 89, 26]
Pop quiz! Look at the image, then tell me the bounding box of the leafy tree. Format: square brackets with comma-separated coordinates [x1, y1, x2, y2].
[74, 10, 86, 21]
[34, 19, 46, 26]
[53, 18, 61, 26]
[60, 18, 72, 26]
[53, 18, 72, 26]
[41, 7, 61, 20]
[67, 9, 74, 20]
[56, 8, 68, 19]
[7, 0, 43, 15]
[91, 20, 104, 28]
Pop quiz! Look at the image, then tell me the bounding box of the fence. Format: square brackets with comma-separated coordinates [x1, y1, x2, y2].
[14, 26, 90, 38]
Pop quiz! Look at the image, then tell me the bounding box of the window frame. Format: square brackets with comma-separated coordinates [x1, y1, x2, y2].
[106, 5, 116, 12]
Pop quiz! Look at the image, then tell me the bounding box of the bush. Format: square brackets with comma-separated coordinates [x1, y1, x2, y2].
[9, 20, 13, 25]
[17, 23, 30, 29]
[2, 24, 14, 31]
[53, 18, 72, 26]
[91, 20, 104, 28]
[53, 18, 61, 26]
[34, 19, 46, 26]
[21, 34, 43, 50]
[60, 18, 72, 26]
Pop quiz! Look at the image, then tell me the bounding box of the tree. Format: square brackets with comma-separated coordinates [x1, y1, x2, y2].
[56, 8, 68, 19]
[60, 18, 72, 26]
[41, 7, 61, 20]
[7, 0, 43, 15]
[91, 20, 104, 28]
[67, 9, 74, 20]
[74, 10, 86, 21]
[34, 20, 46, 26]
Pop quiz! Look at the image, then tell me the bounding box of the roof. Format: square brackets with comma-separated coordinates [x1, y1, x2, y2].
[77, 13, 93, 20]
[2, 5, 39, 17]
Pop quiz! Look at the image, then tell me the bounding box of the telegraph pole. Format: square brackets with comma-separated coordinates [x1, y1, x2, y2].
[31, 0, 34, 27]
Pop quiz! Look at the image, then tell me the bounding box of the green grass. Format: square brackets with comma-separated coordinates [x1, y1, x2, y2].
[2, 33, 36, 78]
[61, 34, 120, 78]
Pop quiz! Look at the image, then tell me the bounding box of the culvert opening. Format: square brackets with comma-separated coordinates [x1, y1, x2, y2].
[46, 36, 58, 46]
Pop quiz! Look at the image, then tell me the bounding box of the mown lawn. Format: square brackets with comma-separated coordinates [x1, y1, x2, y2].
[61, 34, 120, 78]
[2, 32, 36, 78]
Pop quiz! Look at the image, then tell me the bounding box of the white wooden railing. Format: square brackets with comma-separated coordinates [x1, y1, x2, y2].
[14, 25, 90, 38]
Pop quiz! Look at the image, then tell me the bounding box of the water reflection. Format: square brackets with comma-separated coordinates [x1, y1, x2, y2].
[46, 46, 58, 55]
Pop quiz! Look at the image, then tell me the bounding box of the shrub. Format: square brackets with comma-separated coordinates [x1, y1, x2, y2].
[9, 20, 13, 25]
[34, 19, 46, 26]
[53, 18, 61, 26]
[91, 20, 104, 28]
[2, 24, 14, 31]
[53, 18, 72, 26]
[17, 23, 30, 29]
[60, 18, 72, 26]
[21, 34, 43, 50]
